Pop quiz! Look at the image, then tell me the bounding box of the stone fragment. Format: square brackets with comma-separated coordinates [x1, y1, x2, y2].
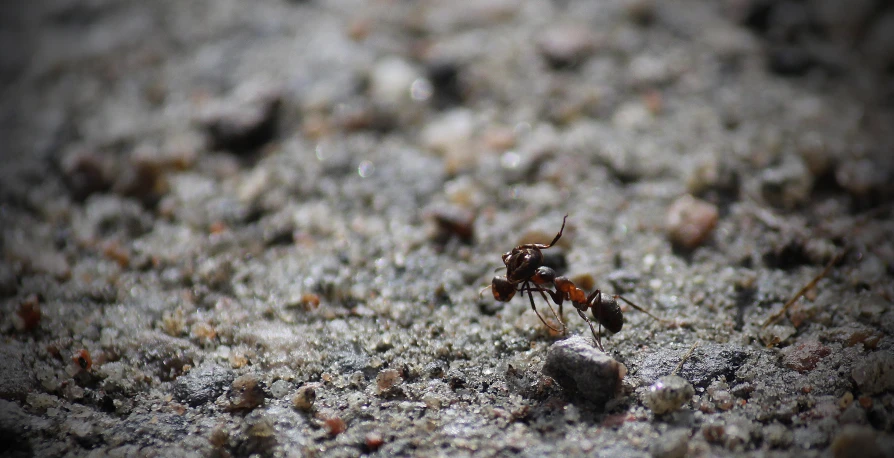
[172, 364, 234, 407]
[542, 335, 626, 407]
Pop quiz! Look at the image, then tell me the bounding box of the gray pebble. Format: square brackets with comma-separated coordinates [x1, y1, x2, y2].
[0, 346, 34, 401]
[172, 364, 234, 407]
[542, 335, 627, 407]
[0, 400, 32, 454]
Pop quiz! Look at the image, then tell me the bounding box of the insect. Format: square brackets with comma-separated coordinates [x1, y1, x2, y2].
[488, 215, 570, 334]
[486, 216, 662, 350]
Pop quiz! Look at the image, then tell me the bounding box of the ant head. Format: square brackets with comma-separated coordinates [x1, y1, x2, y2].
[505, 248, 543, 283]
[491, 276, 516, 302]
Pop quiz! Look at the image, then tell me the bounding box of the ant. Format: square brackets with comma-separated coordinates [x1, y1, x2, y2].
[488, 215, 570, 335]
[485, 215, 662, 351]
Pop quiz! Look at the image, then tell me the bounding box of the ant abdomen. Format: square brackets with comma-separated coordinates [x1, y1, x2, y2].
[594, 297, 623, 334]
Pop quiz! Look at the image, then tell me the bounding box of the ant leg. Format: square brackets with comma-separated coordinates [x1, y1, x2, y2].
[543, 214, 568, 248]
[524, 282, 563, 333]
[478, 284, 492, 298]
[576, 308, 603, 351]
[616, 295, 663, 323]
[533, 286, 566, 334]
[587, 289, 606, 351]
[524, 214, 569, 250]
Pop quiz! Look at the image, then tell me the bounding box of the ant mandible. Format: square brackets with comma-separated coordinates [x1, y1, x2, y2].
[485, 215, 662, 351]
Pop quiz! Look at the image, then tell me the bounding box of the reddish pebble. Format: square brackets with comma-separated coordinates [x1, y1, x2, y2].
[325, 417, 346, 436]
[365, 432, 384, 451]
[858, 396, 873, 409]
[781, 340, 831, 373]
[16, 294, 41, 331]
[73, 349, 92, 371]
[666, 194, 719, 250]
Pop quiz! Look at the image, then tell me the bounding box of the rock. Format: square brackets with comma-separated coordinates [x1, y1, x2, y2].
[542, 335, 627, 407]
[228, 374, 265, 411]
[821, 324, 882, 349]
[0, 400, 32, 455]
[643, 375, 694, 415]
[780, 340, 831, 373]
[851, 351, 894, 396]
[292, 385, 316, 411]
[375, 368, 402, 395]
[0, 346, 34, 401]
[666, 194, 719, 251]
[638, 343, 750, 388]
[172, 364, 234, 407]
[196, 79, 282, 153]
[269, 380, 291, 399]
[830, 425, 886, 458]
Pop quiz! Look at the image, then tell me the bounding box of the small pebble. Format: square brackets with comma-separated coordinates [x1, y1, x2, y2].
[364, 432, 385, 452]
[369, 57, 420, 108]
[269, 380, 291, 399]
[292, 385, 316, 411]
[542, 335, 627, 407]
[229, 374, 265, 411]
[172, 364, 234, 407]
[643, 375, 695, 415]
[537, 24, 598, 69]
[780, 340, 831, 373]
[376, 368, 403, 394]
[324, 417, 347, 436]
[666, 194, 719, 250]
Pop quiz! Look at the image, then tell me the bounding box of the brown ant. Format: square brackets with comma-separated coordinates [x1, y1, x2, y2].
[484, 215, 662, 351]
[487, 215, 570, 334]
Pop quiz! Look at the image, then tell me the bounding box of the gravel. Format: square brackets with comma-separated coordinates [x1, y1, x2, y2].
[1, 0, 893, 456]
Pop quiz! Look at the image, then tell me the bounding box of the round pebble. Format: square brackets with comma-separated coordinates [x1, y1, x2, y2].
[643, 375, 695, 415]
[666, 194, 719, 250]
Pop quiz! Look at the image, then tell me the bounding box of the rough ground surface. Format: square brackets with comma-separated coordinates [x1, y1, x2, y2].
[2, 0, 894, 457]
